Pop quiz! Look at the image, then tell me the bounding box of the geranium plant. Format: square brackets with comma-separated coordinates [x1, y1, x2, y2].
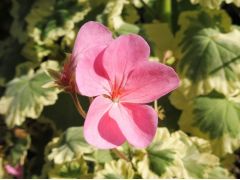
[0, 0, 239, 178]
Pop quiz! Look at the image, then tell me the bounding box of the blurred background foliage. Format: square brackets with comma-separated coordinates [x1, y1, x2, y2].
[0, 0, 240, 178]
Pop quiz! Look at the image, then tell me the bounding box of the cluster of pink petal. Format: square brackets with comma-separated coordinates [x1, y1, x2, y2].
[73, 21, 179, 149]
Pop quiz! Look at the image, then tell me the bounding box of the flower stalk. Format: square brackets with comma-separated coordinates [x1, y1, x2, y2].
[112, 148, 130, 162]
[70, 92, 86, 119]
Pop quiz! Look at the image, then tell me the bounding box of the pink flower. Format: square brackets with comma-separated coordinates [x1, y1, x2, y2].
[75, 21, 179, 149]
[5, 164, 23, 178]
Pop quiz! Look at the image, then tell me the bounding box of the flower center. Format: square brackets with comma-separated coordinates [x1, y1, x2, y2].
[111, 88, 121, 103]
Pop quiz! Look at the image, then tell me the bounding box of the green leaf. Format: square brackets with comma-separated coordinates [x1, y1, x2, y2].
[135, 128, 174, 178]
[93, 150, 113, 164]
[174, 10, 240, 98]
[142, 21, 176, 60]
[23, 0, 91, 61]
[122, 3, 139, 24]
[178, 10, 239, 79]
[47, 127, 93, 164]
[193, 91, 240, 138]
[177, 91, 240, 156]
[15, 61, 39, 77]
[148, 149, 175, 176]
[135, 128, 231, 178]
[94, 159, 135, 179]
[1, 127, 31, 168]
[207, 167, 232, 178]
[9, 133, 31, 165]
[48, 157, 90, 178]
[0, 61, 60, 128]
[97, 0, 140, 35]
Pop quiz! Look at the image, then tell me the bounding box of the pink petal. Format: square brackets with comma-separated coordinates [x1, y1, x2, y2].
[5, 164, 23, 178]
[102, 34, 150, 88]
[76, 46, 111, 97]
[121, 61, 179, 103]
[72, 21, 113, 66]
[84, 96, 125, 149]
[109, 103, 158, 148]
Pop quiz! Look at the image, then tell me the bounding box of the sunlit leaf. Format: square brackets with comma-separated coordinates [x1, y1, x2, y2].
[47, 127, 93, 164]
[97, 0, 140, 35]
[23, 0, 91, 61]
[225, 0, 240, 6]
[190, 0, 223, 9]
[93, 150, 113, 164]
[177, 10, 240, 97]
[190, 0, 240, 9]
[143, 21, 176, 60]
[135, 128, 231, 178]
[94, 159, 135, 179]
[48, 157, 90, 178]
[0, 61, 60, 127]
[177, 91, 240, 156]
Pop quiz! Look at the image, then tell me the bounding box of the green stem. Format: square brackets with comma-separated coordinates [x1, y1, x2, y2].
[127, 145, 138, 172]
[154, 100, 158, 112]
[70, 93, 87, 119]
[159, 0, 172, 23]
[112, 148, 129, 162]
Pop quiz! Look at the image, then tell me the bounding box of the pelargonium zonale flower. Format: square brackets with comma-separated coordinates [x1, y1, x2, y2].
[51, 21, 112, 92]
[75, 21, 180, 149]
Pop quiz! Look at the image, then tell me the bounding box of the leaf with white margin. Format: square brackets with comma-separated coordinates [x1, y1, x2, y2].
[190, 0, 240, 9]
[23, 0, 90, 61]
[135, 128, 231, 178]
[176, 10, 240, 97]
[94, 159, 135, 179]
[0, 61, 60, 128]
[48, 157, 90, 179]
[175, 91, 240, 157]
[97, 0, 140, 35]
[190, 0, 223, 9]
[225, 0, 240, 6]
[47, 127, 93, 164]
